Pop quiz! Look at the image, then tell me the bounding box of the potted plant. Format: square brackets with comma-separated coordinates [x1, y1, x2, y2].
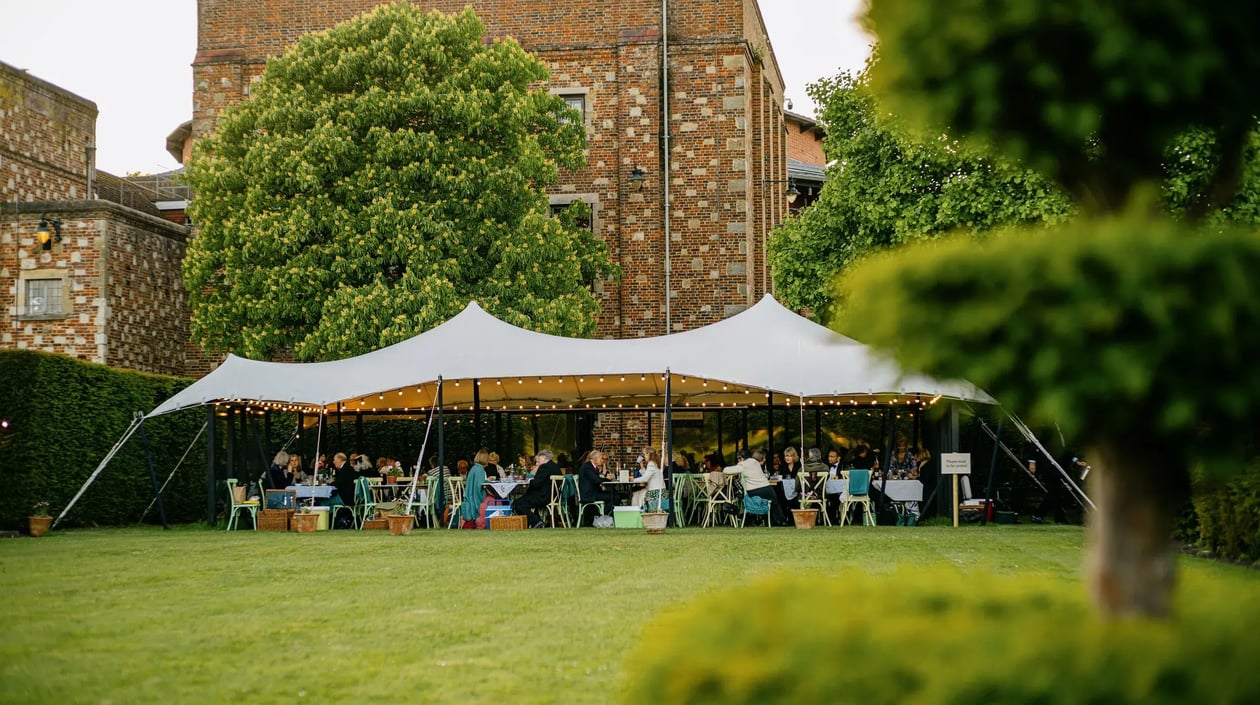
[641, 492, 668, 535]
[791, 506, 818, 530]
[386, 501, 414, 536]
[28, 501, 52, 538]
[291, 505, 319, 533]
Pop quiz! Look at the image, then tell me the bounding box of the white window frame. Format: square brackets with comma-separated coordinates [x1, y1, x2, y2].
[17, 271, 70, 320]
[551, 87, 590, 130]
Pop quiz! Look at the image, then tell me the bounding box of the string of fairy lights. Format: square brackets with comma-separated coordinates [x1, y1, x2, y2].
[209, 374, 945, 420]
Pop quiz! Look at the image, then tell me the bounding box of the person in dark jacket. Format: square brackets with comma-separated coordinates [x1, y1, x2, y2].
[577, 449, 617, 521]
[331, 452, 356, 505]
[513, 450, 560, 528]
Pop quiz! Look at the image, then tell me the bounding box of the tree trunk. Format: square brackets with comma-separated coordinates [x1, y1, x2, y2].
[1085, 437, 1181, 619]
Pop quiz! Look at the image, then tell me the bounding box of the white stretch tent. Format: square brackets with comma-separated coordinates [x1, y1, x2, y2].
[146, 294, 994, 418]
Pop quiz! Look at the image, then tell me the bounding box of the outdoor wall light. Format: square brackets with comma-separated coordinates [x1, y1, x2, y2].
[629, 166, 646, 191]
[36, 217, 63, 250]
[762, 179, 800, 204]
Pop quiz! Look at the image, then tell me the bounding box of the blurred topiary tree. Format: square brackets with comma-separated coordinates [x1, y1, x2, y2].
[843, 1, 1260, 618]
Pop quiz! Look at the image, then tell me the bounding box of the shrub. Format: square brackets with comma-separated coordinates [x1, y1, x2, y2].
[1193, 462, 1260, 562]
[622, 569, 1260, 705]
[0, 351, 204, 529]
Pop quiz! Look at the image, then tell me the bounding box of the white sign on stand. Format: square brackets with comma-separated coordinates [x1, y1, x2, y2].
[941, 453, 972, 475]
[940, 453, 972, 527]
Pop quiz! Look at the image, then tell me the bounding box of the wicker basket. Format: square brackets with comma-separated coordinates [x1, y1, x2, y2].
[362, 518, 389, 530]
[259, 510, 292, 531]
[490, 515, 528, 531]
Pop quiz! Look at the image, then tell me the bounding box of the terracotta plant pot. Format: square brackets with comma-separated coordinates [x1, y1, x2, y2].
[642, 511, 669, 535]
[28, 516, 52, 538]
[791, 508, 817, 530]
[292, 512, 319, 533]
[386, 514, 413, 536]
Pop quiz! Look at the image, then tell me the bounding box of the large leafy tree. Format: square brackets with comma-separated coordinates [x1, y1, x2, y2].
[184, 4, 617, 360]
[842, 0, 1260, 618]
[768, 68, 1071, 322]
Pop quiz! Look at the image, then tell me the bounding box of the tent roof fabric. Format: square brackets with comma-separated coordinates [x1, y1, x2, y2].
[147, 295, 994, 418]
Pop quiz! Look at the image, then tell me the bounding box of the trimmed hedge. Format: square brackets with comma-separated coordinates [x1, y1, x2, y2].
[623, 569, 1260, 705]
[1193, 463, 1260, 563]
[0, 351, 204, 529]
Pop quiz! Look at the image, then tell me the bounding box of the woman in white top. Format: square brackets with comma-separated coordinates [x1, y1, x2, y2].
[632, 448, 667, 511]
[724, 449, 787, 526]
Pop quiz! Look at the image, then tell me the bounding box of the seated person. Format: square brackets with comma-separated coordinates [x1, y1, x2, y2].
[516, 453, 534, 477]
[577, 449, 617, 518]
[484, 451, 503, 480]
[459, 452, 489, 528]
[351, 453, 378, 478]
[631, 448, 666, 510]
[267, 450, 291, 489]
[724, 449, 788, 526]
[426, 455, 445, 479]
[888, 436, 918, 479]
[330, 453, 355, 505]
[512, 450, 561, 528]
[826, 448, 845, 477]
[703, 453, 726, 495]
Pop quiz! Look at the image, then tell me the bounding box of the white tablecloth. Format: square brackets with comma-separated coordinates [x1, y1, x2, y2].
[874, 480, 923, 502]
[484, 481, 528, 499]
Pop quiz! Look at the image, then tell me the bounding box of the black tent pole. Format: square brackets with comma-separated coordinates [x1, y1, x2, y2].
[139, 417, 169, 530]
[206, 406, 217, 526]
[664, 369, 673, 518]
[766, 391, 774, 463]
[473, 378, 481, 450]
[981, 416, 1003, 526]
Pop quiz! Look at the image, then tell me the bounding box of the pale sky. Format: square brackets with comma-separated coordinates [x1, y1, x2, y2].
[0, 0, 871, 176]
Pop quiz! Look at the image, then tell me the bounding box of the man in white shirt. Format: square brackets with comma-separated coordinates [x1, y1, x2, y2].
[724, 449, 788, 526]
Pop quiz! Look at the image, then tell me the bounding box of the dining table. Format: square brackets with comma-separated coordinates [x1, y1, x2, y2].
[482, 480, 529, 500]
[600, 480, 644, 507]
[291, 484, 335, 500]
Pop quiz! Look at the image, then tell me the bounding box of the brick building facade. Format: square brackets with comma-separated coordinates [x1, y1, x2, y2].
[1, 61, 205, 377]
[192, 0, 792, 337]
[191, 0, 795, 455]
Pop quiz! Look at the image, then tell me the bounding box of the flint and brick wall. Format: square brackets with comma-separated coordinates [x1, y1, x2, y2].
[0, 61, 96, 203]
[0, 202, 201, 377]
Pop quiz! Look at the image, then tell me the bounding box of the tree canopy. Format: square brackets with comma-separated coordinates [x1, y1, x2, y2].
[768, 68, 1071, 323]
[865, 0, 1260, 213]
[184, 3, 617, 361]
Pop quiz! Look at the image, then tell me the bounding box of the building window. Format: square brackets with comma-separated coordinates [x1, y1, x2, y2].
[552, 88, 589, 128]
[549, 197, 595, 232]
[561, 94, 585, 123]
[22, 278, 63, 317]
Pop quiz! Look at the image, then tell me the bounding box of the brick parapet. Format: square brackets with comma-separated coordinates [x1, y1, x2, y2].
[0, 61, 97, 203]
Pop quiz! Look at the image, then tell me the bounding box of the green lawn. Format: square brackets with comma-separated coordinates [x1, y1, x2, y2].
[0, 525, 1252, 705]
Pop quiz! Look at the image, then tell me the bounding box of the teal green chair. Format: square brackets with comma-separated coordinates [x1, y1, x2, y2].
[224, 478, 258, 530]
[740, 492, 772, 528]
[351, 477, 376, 529]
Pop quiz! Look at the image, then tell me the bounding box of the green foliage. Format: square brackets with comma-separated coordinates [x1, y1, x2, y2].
[623, 569, 1260, 705]
[184, 3, 617, 361]
[839, 214, 1260, 478]
[768, 69, 1070, 322]
[865, 1, 1260, 210]
[0, 351, 206, 529]
[1192, 462, 1260, 563]
[1165, 123, 1260, 225]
